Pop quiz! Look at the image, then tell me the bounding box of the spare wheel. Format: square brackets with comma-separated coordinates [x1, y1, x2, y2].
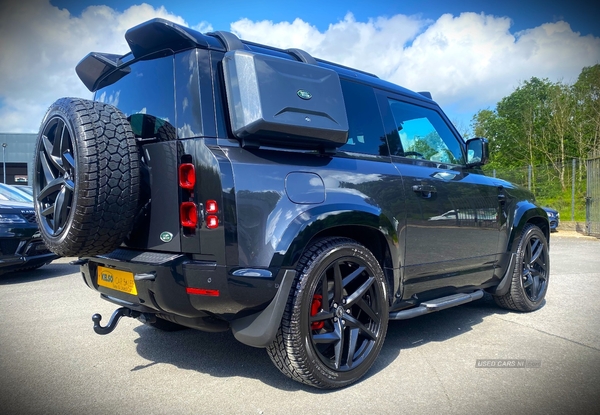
[33, 98, 140, 257]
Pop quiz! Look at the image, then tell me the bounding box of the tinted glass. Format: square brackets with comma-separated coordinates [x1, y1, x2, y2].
[339, 80, 387, 156]
[175, 49, 203, 138]
[96, 56, 176, 140]
[387, 99, 464, 165]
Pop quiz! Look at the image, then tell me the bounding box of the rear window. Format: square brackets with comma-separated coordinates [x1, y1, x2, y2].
[95, 56, 176, 140]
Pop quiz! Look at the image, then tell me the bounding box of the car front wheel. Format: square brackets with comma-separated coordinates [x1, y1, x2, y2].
[494, 224, 550, 312]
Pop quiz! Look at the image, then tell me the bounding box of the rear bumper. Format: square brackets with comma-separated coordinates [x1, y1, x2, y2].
[81, 248, 281, 325]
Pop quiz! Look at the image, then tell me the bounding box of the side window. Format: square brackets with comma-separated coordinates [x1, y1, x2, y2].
[387, 99, 464, 165]
[95, 55, 176, 141]
[339, 80, 387, 156]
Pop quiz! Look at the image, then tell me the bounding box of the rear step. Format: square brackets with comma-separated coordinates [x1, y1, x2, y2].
[389, 290, 484, 320]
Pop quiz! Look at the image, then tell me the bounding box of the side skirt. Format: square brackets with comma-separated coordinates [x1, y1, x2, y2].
[389, 290, 484, 320]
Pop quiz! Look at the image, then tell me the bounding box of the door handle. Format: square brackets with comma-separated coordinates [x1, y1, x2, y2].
[412, 184, 437, 198]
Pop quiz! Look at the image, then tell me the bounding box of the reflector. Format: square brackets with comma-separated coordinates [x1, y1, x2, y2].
[186, 287, 220, 296]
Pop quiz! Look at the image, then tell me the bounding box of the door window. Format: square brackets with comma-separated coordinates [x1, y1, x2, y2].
[387, 99, 464, 165]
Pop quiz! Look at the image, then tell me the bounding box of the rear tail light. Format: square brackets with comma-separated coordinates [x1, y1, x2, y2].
[180, 202, 197, 228]
[206, 200, 218, 213]
[178, 163, 196, 190]
[205, 200, 219, 229]
[206, 215, 219, 229]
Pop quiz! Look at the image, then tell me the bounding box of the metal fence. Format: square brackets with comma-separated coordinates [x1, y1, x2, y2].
[487, 155, 600, 236]
[488, 160, 588, 222]
[587, 153, 600, 237]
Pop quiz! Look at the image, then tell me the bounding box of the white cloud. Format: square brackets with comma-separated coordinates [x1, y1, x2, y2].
[232, 12, 600, 115]
[0, 3, 599, 133]
[0, 0, 190, 132]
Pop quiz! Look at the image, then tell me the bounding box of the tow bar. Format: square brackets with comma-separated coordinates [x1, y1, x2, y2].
[92, 307, 141, 335]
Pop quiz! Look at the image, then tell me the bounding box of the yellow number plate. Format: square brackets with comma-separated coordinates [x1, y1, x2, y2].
[97, 266, 138, 296]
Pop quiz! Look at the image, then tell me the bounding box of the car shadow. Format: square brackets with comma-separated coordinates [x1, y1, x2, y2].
[0, 261, 76, 285]
[130, 293, 510, 392]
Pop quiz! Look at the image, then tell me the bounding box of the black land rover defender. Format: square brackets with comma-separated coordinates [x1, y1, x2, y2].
[34, 18, 550, 389]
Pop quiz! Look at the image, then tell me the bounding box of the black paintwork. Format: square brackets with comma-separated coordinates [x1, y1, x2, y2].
[0, 200, 58, 274]
[77, 18, 549, 346]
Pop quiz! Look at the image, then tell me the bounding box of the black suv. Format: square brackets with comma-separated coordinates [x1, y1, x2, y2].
[34, 18, 550, 389]
[0, 184, 57, 274]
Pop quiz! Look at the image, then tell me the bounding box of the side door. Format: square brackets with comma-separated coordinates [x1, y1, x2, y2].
[377, 93, 502, 298]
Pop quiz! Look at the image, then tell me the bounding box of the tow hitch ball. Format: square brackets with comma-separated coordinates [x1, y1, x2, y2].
[92, 307, 152, 335]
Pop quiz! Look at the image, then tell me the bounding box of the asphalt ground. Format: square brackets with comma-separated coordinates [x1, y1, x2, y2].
[0, 231, 599, 415]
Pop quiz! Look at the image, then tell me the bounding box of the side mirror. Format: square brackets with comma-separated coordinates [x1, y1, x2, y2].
[466, 137, 489, 167]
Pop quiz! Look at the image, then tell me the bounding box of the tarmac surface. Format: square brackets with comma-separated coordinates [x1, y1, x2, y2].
[0, 231, 599, 414]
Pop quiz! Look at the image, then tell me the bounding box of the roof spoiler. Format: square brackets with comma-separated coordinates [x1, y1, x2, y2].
[75, 53, 129, 92]
[125, 18, 210, 59]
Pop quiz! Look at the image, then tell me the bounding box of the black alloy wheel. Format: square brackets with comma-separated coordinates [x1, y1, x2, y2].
[520, 232, 548, 302]
[267, 237, 389, 389]
[309, 255, 384, 371]
[36, 116, 77, 237]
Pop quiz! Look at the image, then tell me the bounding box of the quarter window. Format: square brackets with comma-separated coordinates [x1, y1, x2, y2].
[339, 80, 387, 156]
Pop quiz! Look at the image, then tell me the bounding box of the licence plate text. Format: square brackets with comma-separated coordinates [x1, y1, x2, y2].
[97, 266, 138, 295]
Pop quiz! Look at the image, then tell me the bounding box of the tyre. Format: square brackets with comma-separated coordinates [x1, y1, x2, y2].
[267, 237, 389, 389]
[33, 98, 140, 257]
[494, 224, 549, 312]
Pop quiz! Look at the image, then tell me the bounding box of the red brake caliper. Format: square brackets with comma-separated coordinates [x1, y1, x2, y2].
[310, 294, 325, 330]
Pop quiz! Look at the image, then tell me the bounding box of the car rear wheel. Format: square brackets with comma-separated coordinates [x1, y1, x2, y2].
[33, 98, 140, 257]
[494, 224, 549, 312]
[267, 237, 389, 389]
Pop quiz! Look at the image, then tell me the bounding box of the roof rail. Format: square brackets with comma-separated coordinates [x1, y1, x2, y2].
[286, 48, 317, 65]
[209, 31, 247, 51]
[418, 91, 433, 100]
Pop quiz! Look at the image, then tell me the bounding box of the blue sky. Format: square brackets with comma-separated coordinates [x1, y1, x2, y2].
[1, 0, 598, 134]
[52, 0, 598, 37]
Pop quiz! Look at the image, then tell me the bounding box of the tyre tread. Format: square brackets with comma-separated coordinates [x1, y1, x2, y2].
[35, 98, 140, 257]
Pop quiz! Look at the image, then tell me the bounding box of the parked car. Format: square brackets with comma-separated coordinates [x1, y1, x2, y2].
[542, 207, 559, 231]
[0, 183, 58, 275]
[12, 185, 34, 198]
[0, 182, 31, 203]
[33, 18, 550, 389]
